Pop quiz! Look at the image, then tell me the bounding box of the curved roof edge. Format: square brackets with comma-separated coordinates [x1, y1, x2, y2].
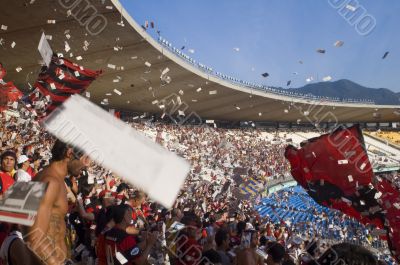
[111, 0, 399, 110]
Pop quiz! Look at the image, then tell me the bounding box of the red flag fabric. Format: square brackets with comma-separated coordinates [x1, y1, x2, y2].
[374, 175, 400, 261]
[27, 55, 102, 117]
[285, 125, 399, 262]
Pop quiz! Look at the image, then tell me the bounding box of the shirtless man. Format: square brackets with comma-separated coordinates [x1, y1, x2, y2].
[26, 140, 90, 265]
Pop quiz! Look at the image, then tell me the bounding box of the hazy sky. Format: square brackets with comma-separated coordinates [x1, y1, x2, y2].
[120, 0, 400, 92]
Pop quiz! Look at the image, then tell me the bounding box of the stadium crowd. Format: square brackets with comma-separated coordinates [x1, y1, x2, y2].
[0, 106, 398, 265]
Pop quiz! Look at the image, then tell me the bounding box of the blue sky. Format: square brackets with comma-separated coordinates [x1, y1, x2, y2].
[120, 0, 400, 92]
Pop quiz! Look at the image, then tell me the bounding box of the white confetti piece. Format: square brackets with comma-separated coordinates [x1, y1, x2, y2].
[65, 34, 71, 40]
[209, 90, 217, 95]
[144, 61, 151, 67]
[161, 67, 170, 76]
[58, 73, 65, 80]
[47, 20, 56, 24]
[86, 92, 90, 98]
[74, 71, 80, 77]
[346, 4, 356, 11]
[105, 93, 112, 96]
[284, 109, 289, 113]
[152, 100, 159, 105]
[45, 35, 53, 41]
[236, 106, 241, 110]
[338, 160, 348, 165]
[1, 25, 8, 31]
[106, 5, 113, 9]
[348, 175, 353, 182]
[76, 56, 83, 61]
[113, 89, 122, 95]
[131, 56, 138, 60]
[159, 104, 165, 109]
[360, 163, 367, 170]
[107, 64, 116, 69]
[65, 41, 71, 52]
[233, 47, 240, 52]
[50, 83, 56, 90]
[322, 76, 332, 82]
[178, 90, 184, 95]
[11, 41, 16, 48]
[374, 192, 382, 199]
[196, 87, 202, 92]
[178, 110, 185, 116]
[258, 112, 262, 116]
[188, 49, 195, 54]
[113, 79, 120, 83]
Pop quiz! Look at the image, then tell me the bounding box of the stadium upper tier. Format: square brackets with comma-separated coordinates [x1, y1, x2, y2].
[1, 0, 399, 122]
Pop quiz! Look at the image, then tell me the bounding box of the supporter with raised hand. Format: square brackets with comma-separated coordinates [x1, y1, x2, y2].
[26, 140, 90, 265]
[104, 204, 158, 265]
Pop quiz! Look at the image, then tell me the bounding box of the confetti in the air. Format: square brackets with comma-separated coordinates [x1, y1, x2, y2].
[334, 40, 344, 47]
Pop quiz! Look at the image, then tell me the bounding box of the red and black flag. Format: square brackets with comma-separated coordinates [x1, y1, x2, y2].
[27, 55, 102, 117]
[285, 125, 400, 262]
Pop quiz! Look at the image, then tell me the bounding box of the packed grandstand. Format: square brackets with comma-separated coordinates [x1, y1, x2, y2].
[1, 0, 400, 265]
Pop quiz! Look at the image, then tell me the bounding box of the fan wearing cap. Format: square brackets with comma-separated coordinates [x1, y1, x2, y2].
[15, 154, 31, 182]
[26, 140, 90, 265]
[0, 150, 16, 195]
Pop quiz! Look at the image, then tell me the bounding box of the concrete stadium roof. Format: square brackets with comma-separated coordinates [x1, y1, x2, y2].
[1, 0, 399, 123]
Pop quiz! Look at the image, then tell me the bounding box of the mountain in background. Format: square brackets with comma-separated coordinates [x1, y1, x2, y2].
[286, 79, 400, 105]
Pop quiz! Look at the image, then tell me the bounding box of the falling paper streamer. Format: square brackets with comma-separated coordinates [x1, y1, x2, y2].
[334, 41, 344, 47]
[65, 41, 71, 53]
[113, 89, 122, 96]
[346, 4, 356, 11]
[261, 72, 269, 78]
[161, 67, 170, 76]
[382, 51, 389, 59]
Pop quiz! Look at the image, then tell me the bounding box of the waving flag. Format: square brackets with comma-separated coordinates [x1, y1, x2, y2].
[285, 125, 400, 262]
[27, 55, 102, 117]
